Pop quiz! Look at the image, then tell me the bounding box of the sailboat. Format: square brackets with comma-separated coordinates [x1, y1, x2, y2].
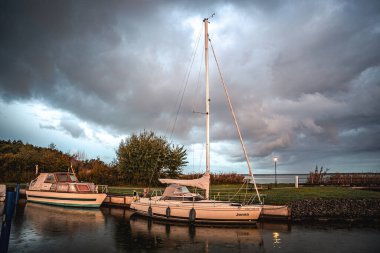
[130, 17, 262, 224]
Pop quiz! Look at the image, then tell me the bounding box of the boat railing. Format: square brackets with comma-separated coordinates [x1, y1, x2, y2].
[96, 185, 108, 193]
[151, 189, 162, 197]
[29, 178, 37, 187]
[209, 191, 266, 205]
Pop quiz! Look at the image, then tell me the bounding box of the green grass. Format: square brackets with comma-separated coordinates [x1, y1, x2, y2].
[108, 184, 380, 205]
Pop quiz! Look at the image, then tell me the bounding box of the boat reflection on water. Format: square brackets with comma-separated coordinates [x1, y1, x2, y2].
[10, 202, 111, 253]
[9, 204, 379, 253]
[131, 217, 263, 244]
[103, 207, 290, 253]
[0, 202, 4, 216]
[14, 202, 106, 249]
[11, 203, 291, 253]
[25, 202, 106, 234]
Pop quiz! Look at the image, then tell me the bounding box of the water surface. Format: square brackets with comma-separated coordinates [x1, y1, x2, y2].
[7, 201, 380, 253]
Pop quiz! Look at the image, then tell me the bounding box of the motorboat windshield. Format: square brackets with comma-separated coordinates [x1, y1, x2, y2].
[55, 173, 78, 183]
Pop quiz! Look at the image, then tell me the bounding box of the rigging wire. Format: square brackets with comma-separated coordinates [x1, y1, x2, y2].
[227, 180, 247, 202]
[168, 23, 203, 140]
[192, 45, 205, 114]
[209, 38, 262, 204]
[147, 23, 203, 189]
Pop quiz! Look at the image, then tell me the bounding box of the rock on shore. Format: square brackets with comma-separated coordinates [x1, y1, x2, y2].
[290, 199, 380, 220]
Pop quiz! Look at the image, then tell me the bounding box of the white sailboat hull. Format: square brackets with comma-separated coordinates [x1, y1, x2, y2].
[130, 198, 262, 224]
[26, 190, 107, 208]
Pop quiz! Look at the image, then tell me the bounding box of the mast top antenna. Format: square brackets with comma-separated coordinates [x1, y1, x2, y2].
[204, 13, 215, 22]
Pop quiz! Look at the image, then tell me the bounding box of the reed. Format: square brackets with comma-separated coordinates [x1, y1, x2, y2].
[306, 166, 329, 185]
[306, 165, 380, 186]
[328, 173, 380, 186]
[180, 172, 244, 184]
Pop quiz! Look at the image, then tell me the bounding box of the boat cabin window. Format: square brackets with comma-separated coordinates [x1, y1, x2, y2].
[44, 174, 56, 183]
[174, 186, 190, 195]
[76, 184, 90, 192]
[69, 174, 78, 182]
[56, 173, 77, 182]
[57, 184, 69, 192]
[181, 196, 203, 201]
[69, 184, 77, 192]
[162, 195, 204, 201]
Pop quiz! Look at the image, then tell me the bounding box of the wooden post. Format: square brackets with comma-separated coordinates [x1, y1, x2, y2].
[0, 190, 15, 253]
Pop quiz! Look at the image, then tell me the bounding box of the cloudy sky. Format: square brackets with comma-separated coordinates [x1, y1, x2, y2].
[1, 0, 379, 174]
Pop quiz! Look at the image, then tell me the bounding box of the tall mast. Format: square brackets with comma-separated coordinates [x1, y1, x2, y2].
[204, 17, 210, 200]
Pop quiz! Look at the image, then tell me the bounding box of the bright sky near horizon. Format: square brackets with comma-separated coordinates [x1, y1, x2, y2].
[1, 0, 380, 174]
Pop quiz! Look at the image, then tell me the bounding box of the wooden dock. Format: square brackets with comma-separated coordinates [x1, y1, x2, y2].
[102, 195, 134, 208]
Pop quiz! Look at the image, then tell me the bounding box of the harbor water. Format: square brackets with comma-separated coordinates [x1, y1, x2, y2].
[4, 200, 380, 253]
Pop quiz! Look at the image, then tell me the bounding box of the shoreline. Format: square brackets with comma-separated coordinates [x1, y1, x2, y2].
[289, 198, 380, 222]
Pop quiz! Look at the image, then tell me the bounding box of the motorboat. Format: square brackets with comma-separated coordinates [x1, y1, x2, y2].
[26, 172, 107, 207]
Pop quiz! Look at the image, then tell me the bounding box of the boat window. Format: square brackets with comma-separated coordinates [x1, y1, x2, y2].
[77, 184, 90, 192]
[164, 196, 203, 201]
[44, 174, 56, 183]
[57, 184, 69, 192]
[174, 186, 190, 195]
[69, 174, 78, 182]
[69, 184, 77, 192]
[56, 174, 70, 182]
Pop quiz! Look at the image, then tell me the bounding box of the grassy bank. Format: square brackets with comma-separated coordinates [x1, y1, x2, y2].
[108, 184, 380, 205]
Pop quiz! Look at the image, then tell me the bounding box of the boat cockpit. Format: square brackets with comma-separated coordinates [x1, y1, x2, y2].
[160, 184, 204, 201]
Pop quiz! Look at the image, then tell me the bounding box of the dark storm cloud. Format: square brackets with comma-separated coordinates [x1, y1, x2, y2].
[204, 1, 380, 166]
[0, 0, 193, 129]
[0, 0, 379, 170]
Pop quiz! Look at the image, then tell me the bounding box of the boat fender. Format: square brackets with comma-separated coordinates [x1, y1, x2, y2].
[189, 208, 196, 223]
[148, 206, 153, 217]
[166, 207, 171, 218]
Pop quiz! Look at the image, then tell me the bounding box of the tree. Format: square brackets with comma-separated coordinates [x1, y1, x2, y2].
[77, 158, 120, 185]
[116, 130, 187, 186]
[0, 139, 73, 182]
[48, 143, 56, 150]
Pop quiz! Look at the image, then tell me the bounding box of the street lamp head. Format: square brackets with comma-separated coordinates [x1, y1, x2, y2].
[273, 157, 278, 187]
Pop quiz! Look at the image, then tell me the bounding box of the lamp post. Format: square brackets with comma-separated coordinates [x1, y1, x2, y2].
[273, 157, 278, 187]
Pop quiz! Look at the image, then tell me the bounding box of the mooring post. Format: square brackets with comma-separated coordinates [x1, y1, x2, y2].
[15, 183, 20, 211]
[0, 190, 16, 253]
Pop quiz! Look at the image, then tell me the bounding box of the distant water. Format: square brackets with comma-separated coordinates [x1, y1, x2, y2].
[245, 174, 308, 184]
[7, 200, 380, 253]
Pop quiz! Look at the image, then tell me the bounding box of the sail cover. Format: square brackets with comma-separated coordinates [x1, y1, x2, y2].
[159, 174, 210, 190]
